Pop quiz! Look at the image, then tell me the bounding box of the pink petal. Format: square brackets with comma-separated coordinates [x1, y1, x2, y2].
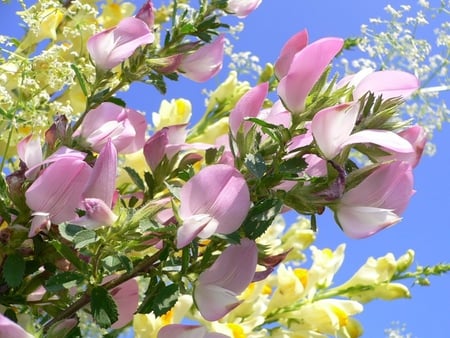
[337, 205, 401, 238]
[274, 29, 308, 79]
[277, 37, 344, 113]
[230, 82, 269, 136]
[353, 70, 420, 100]
[226, 0, 262, 18]
[179, 35, 225, 82]
[179, 164, 250, 237]
[72, 198, 118, 229]
[26, 158, 92, 224]
[311, 103, 357, 159]
[342, 129, 414, 154]
[135, 0, 154, 27]
[176, 214, 213, 249]
[87, 17, 154, 70]
[194, 284, 242, 321]
[0, 314, 34, 338]
[17, 134, 42, 169]
[119, 108, 147, 153]
[109, 278, 139, 329]
[83, 139, 117, 206]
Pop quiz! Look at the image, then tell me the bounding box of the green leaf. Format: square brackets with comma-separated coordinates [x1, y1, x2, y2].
[3, 254, 25, 288]
[242, 198, 284, 240]
[70, 63, 89, 97]
[106, 96, 126, 107]
[102, 255, 133, 274]
[138, 281, 179, 315]
[50, 240, 89, 273]
[45, 272, 85, 293]
[59, 223, 85, 242]
[123, 166, 145, 190]
[91, 286, 118, 328]
[244, 153, 267, 179]
[73, 229, 98, 249]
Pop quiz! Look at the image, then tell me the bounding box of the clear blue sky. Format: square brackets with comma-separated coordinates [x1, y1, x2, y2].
[1, 1, 449, 337]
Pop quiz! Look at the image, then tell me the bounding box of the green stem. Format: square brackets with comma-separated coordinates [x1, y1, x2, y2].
[42, 248, 164, 332]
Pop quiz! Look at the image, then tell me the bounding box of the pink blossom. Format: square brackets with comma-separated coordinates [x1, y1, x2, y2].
[158, 324, 229, 338]
[274, 29, 308, 79]
[17, 134, 42, 171]
[87, 17, 154, 70]
[178, 35, 225, 82]
[311, 103, 414, 159]
[229, 82, 269, 136]
[277, 37, 344, 113]
[0, 314, 34, 338]
[336, 161, 415, 238]
[177, 164, 250, 248]
[194, 238, 258, 321]
[76, 102, 146, 153]
[25, 157, 92, 236]
[226, 0, 262, 18]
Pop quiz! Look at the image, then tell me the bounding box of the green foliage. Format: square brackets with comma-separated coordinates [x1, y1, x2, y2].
[3, 253, 25, 288]
[91, 286, 119, 328]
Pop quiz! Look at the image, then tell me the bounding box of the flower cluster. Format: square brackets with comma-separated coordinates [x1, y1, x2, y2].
[0, 1, 448, 337]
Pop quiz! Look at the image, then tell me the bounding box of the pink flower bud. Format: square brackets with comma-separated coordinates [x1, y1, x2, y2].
[135, 0, 154, 28]
[226, 0, 262, 18]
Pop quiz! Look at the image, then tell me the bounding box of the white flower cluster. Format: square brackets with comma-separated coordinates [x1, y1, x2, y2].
[338, 1, 450, 155]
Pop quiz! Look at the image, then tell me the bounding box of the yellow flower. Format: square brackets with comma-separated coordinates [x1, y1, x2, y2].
[188, 117, 229, 144]
[227, 323, 246, 338]
[116, 151, 148, 189]
[206, 71, 250, 113]
[98, 0, 136, 28]
[152, 98, 192, 130]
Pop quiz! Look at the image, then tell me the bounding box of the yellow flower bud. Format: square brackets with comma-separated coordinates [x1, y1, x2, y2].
[188, 117, 229, 144]
[396, 249, 415, 273]
[206, 71, 250, 113]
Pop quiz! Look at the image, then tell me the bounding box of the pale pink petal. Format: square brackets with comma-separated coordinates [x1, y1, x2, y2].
[83, 139, 117, 206]
[274, 29, 308, 79]
[72, 198, 118, 229]
[176, 214, 212, 249]
[179, 35, 224, 82]
[337, 205, 401, 238]
[109, 278, 139, 329]
[353, 70, 420, 100]
[143, 128, 169, 172]
[26, 158, 92, 224]
[135, 0, 154, 27]
[230, 82, 269, 136]
[226, 0, 262, 18]
[119, 108, 147, 153]
[0, 314, 34, 338]
[342, 129, 414, 154]
[87, 17, 154, 70]
[259, 100, 292, 128]
[194, 284, 242, 321]
[277, 37, 344, 113]
[17, 134, 42, 169]
[311, 103, 358, 159]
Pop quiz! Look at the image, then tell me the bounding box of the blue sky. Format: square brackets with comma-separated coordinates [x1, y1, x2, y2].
[1, 0, 449, 337]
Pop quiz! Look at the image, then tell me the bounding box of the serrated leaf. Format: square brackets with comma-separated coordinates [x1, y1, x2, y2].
[244, 153, 266, 179]
[242, 198, 284, 240]
[3, 254, 25, 288]
[45, 272, 85, 293]
[151, 283, 179, 316]
[91, 286, 118, 328]
[73, 229, 98, 249]
[50, 240, 89, 273]
[123, 167, 145, 190]
[59, 223, 85, 241]
[102, 255, 133, 273]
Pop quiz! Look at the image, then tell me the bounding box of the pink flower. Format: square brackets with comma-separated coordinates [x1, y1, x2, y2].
[194, 238, 258, 321]
[76, 102, 146, 153]
[177, 164, 250, 248]
[311, 103, 414, 160]
[87, 17, 154, 70]
[0, 314, 34, 338]
[229, 82, 269, 136]
[178, 35, 225, 82]
[158, 324, 229, 338]
[25, 157, 92, 236]
[277, 37, 344, 113]
[335, 161, 415, 238]
[17, 134, 42, 170]
[274, 29, 308, 79]
[226, 0, 262, 18]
